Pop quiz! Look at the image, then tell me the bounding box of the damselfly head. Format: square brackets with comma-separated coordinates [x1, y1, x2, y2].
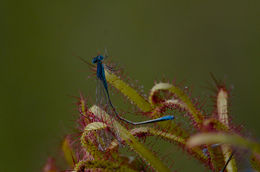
[92, 55, 104, 64]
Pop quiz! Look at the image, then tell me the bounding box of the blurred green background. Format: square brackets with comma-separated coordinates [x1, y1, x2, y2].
[1, 0, 260, 171]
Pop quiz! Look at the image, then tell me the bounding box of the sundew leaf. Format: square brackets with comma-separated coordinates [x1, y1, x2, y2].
[149, 83, 204, 128]
[131, 127, 186, 145]
[108, 127, 208, 164]
[84, 122, 107, 131]
[62, 136, 76, 168]
[130, 127, 208, 162]
[108, 127, 186, 149]
[187, 133, 260, 154]
[217, 89, 229, 127]
[105, 70, 152, 112]
[80, 122, 106, 159]
[89, 105, 171, 172]
[217, 88, 236, 172]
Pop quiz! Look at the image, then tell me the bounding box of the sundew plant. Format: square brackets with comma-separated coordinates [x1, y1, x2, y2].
[43, 57, 260, 172]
